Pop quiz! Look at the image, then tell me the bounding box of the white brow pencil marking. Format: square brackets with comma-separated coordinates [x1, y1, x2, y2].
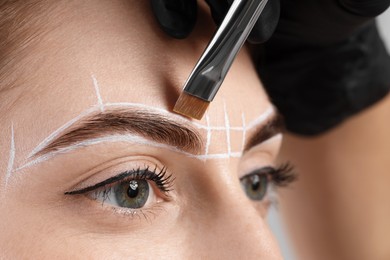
[92, 75, 105, 112]
[197, 152, 242, 160]
[30, 75, 274, 159]
[246, 106, 274, 129]
[16, 134, 246, 172]
[29, 103, 274, 159]
[29, 102, 196, 154]
[205, 112, 211, 156]
[19, 134, 283, 172]
[29, 103, 275, 160]
[223, 101, 231, 156]
[18, 135, 197, 170]
[27, 103, 187, 158]
[28, 106, 99, 158]
[241, 112, 246, 151]
[19, 105, 277, 172]
[5, 124, 15, 187]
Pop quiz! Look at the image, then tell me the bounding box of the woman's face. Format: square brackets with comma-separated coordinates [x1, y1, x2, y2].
[0, 1, 285, 258]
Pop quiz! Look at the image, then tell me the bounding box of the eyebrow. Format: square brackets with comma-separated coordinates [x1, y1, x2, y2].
[33, 109, 284, 159]
[35, 109, 203, 157]
[244, 113, 285, 152]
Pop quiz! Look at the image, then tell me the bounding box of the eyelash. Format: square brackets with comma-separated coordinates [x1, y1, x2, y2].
[264, 162, 297, 188]
[64, 166, 174, 196]
[64, 163, 295, 218]
[239, 162, 296, 202]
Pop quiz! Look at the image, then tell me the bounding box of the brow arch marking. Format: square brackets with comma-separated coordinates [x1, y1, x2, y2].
[92, 74, 104, 112]
[28, 102, 274, 159]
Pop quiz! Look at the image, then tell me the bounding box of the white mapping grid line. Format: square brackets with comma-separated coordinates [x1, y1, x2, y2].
[223, 101, 232, 157]
[92, 74, 105, 112]
[241, 112, 246, 151]
[20, 106, 274, 171]
[205, 112, 212, 156]
[20, 75, 276, 172]
[5, 124, 15, 187]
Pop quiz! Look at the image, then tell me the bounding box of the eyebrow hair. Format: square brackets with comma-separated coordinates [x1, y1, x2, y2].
[35, 109, 204, 157]
[33, 108, 284, 160]
[244, 113, 285, 152]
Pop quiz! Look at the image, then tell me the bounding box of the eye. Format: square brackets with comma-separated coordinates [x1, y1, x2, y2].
[65, 167, 174, 210]
[93, 179, 153, 209]
[240, 164, 297, 201]
[240, 171, 269, 201]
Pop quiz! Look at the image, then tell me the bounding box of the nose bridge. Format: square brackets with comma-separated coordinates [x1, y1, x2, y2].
[184, 161, 282, 259]
[210, 186, 282, 258]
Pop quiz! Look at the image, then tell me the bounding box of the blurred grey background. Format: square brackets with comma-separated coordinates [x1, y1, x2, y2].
[267, 10, 390, 260]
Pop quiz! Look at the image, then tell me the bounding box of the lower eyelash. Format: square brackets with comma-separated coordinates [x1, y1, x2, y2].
[110, 204, 164, 222]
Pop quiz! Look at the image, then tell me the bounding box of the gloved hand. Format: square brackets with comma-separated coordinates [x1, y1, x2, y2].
[257, 0, 390, 135]
[151, 0, 390, 135]
[150, 0, 280, 43]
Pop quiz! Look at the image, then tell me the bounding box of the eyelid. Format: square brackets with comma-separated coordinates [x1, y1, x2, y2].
[65, 170, 140, 195]
[65, 166, 174, 195]
[239, 166, 274, 181]
[243, 133, 283, 156]
[64, 156, 168, 193]
[238, 134, 283, 179]
[240, 164, 297, 188]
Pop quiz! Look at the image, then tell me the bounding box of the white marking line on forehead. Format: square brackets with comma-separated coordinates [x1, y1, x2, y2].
[241, 112, 246, 151]
[17, 133, 284, 172]
[246, 106, 274, 129]
[5, 124, 15, 187]
[197, 152, 241, 160]
[28, 106, 99, 158]
[27, 103, 187, 159]
[28, 102, 275, 159]
[205, 112, 211, 156]
[16, 134, 243, 172]
[16, 111, 279, 172]
[92, 75, 105, 112]
[18, 135, 195, 171]
[223, 101, 231, 156]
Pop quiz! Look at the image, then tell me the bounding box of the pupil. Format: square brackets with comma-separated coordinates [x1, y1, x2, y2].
[127, 180, 139, 198]
[251, 175, 260, 191]
[115, 179, 149, 209]
[251, 179, 260, 191]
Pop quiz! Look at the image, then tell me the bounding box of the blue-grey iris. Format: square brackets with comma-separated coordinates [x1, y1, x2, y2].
[115, 179, 149, 208]
[240, 172, 268, 201]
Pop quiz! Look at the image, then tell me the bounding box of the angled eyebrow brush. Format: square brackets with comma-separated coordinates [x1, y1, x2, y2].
[173, 0, 269, 120]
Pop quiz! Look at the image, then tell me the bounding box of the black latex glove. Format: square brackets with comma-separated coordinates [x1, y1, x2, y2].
[151, 0, 390, 135]
[258, 0, 390, 134]
[150, 0, 280, 43]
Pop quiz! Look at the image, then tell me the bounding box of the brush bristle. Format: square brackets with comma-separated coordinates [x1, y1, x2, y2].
[173, 92, 210, 120]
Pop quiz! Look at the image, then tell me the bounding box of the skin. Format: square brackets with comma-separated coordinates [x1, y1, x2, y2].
[279, 94, 390, 260]
[0, 1, 284, 259]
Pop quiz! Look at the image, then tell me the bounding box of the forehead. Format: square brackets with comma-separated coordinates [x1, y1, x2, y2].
[0, 0, 271, 169]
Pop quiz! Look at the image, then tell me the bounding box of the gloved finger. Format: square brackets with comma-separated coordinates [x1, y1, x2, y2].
[247, 0, 280, 43]
[151, 0, 197, 39]
[205, 0, 280, 44]
[204, 0, 232, 25]
[338, 0, 390, 17]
